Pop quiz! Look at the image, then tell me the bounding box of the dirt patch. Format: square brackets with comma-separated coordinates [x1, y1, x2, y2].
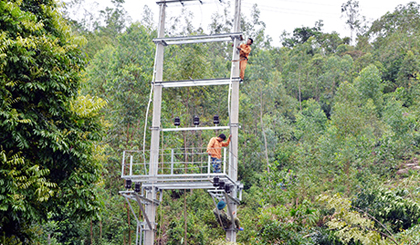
[397, 158, 420, 175]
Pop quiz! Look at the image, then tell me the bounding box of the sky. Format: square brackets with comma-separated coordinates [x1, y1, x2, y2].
[78, 0, 415, 46]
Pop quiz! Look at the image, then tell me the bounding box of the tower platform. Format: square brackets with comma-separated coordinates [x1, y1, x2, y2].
[121, 148, 241, 191]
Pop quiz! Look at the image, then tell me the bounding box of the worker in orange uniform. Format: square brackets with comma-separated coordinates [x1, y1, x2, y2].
[237, 38, 253, 80]
[207, 134, 231, 173]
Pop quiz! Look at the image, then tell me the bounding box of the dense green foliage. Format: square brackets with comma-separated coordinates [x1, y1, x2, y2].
[2, 0, 420, 244]
[0, 0, 105, 243]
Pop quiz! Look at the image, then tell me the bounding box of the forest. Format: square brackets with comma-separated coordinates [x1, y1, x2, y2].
[1, 0, 420, 244]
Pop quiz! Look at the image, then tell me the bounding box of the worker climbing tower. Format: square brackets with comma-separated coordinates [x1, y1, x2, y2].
[119, 0, 243, 244]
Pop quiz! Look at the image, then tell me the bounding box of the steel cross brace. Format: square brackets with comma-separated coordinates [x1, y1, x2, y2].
[123, 196, 146, 245]
[223, 192, 237, 230]
[134, 195, 154, 231]
[120, 191, 160, 206]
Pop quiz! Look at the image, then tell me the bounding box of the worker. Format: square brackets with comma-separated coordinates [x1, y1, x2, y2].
[213, 200, 244, 231]
[207, 134, 231, 173]
[237, 38, 253, 80]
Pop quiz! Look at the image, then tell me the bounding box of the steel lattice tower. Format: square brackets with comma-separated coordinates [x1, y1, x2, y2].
[120, 1, 243, 243]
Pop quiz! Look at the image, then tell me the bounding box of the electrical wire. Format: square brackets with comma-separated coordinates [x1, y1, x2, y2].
[243, 0, 336, 7]
[242, 2, 338, 16]
[142, 39, 160, 175]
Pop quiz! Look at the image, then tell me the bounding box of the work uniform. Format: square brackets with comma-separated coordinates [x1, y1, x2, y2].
[238, 43, 252, 79]
[213, 208, 241, 229]
[207, 137, 230, 173]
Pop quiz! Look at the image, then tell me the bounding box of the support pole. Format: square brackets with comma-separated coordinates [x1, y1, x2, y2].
[227, 0, 241, 242]
[145, 2, 166, 244]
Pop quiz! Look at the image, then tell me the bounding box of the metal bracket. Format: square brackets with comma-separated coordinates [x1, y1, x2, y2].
[224, 192, 237, 230]
[155, 40, 168, 46]
[134, 195, 154, 231]
[230, 34, 243, 41]
[224, 192, 241, 205]
[119, 191, 160, 206]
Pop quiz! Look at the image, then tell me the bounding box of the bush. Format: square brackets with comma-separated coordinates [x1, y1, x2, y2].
[352, 187, 420, 233]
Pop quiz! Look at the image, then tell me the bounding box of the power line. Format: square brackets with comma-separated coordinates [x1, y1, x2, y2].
[243, 0, 336, 7]
[242, 2, 338, 17]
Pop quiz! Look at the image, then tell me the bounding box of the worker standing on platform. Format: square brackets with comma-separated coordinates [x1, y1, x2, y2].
[237, 38, 253, 80]
[207, 134, 231, 173]
[213, 200, 244, 231]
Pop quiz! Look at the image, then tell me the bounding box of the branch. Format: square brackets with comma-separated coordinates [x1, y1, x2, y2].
[336, 209, 399, 245]
[353, 206, 396, 243]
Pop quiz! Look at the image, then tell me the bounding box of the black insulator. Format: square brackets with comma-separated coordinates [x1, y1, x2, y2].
[213, 176, 220, 187]
[213, 115, 219, 125]
[224, 184, 232, 193]
[134, 182, 141, 193]
[193, 115, 200, 126]
[218, 181, 225, 189]
[125, 179, 132, 189]
[174, 116, 180, 126]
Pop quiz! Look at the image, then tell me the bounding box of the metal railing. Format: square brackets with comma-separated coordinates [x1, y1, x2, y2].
[121, 147, 235, 178]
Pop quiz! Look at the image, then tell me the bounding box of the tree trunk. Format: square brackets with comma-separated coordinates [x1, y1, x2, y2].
[183, 131, 188, 245]
[298, 75, 302, 111]
[126, 123, 130, 145]
[184, 191, 187, 245]
[124, 201, 131, 245]
[90, 219, 93, 245]
[260, 89, 270, 174]
[99, 219, 102, 244]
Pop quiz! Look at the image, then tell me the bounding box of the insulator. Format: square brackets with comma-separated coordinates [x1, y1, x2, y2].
[224, 184, 232, 193]
[174, 116, 180, 126]
[213, 115, 219, 125]
[218, 181, 225, 190]
[125, 179, 132, 189]
[193, 115, 200, 126]
[134, 182, 141, 193]
[213, 176, 219, 187]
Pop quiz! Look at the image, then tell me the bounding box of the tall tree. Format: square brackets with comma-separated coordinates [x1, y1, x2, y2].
[341, 0, 363, 45]
[0, 0, 104, 242]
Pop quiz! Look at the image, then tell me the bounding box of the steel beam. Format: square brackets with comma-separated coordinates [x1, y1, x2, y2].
[120, 191, 160, 206]
[153, 32, 242, 45]
[142, 179, 236, 190]
[134, 195, 154, 231]
[156, 0, 200, 4]
[155, 77, 241, 88]
[143, 182, 215, 190]
[161, 126, 229, 132]
[122, 173, 238, 185]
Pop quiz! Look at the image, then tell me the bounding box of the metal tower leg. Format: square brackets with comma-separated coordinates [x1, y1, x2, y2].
[227, 0, 241, 242]
[145, 2, 166, 244]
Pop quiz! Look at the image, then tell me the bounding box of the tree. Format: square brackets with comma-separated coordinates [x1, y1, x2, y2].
[341, 0, 364, 45]
[396, 50, 420, 88]
[354, 64, 383, 108]
[281, 20, 324, 48]
[318, 194, 393, 245]
[0, 0, 104, 242]
[367, 3, 420, 85]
